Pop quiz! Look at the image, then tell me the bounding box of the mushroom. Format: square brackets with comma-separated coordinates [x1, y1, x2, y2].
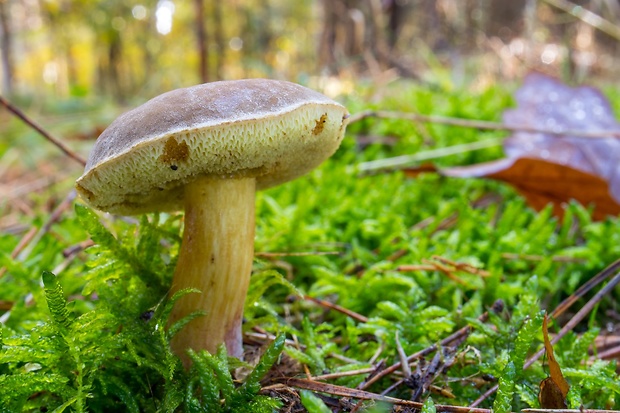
[76, 79, 349, 365]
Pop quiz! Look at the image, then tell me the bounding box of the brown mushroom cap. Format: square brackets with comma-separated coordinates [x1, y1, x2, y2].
[76, 79, 349, 215]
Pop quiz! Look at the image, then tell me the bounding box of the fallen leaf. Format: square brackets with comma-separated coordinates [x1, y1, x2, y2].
[401, 162, 440, 178]
[441, 157, 620, 220]
[538, 313, 569, 409]
[405, 73, 620, 220]
[503, 73, 620, 201]
[539, 377, 566, 409]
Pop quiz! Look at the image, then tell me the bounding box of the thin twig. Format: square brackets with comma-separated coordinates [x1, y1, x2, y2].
[0, 173, 73, 201]
[0, 227, 37, 278]
[0, 209, 87, 320]
[358, 300, 503, 390]
[18, 190, 77, 261]
[522, 409, 620, 413]
[550, 259, 620, 320]
[304, 295, 369, 323]
[598, 345, 620, 360]
[255, 251, 341, 257]
[310, 367, 377, 381]
[379, 378, 405, 396]
[396, 264, 438, 272]
[469, 262, 620, 407]
[398, 256, 491, 285]
[359, 137, 503, 173]
[433, 255, 491, 277]
[394, 331, 412, 379]
[470, 385, 499, 409]
[354, 109, 620, 172]
[0, 190, 77, 280]
[542, 0, 620, 41]
[397, 262, 469, 285]
[0, 95, 86, 166]
[62, 239, 95, 258]
[530, 269, 620, 367]
[248, 327, 362, 366]
[501, 253, 586, 263]
[349, 109, 620, 138]
[281, 378, 496, 413]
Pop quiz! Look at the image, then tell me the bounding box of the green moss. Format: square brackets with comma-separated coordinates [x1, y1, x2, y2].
[2, 80, 619, 411]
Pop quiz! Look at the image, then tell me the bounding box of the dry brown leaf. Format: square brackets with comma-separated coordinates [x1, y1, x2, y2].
[404, 73, 620, 220]
[441, 157, 620, 220]
[539, 313, 570, 409]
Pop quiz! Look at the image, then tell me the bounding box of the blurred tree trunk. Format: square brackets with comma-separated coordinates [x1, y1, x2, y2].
[136, 15, 155, 91]
[318, 0, 366, 72]
[107, 32, 123, 99]
[464, 0, 480, 47]
[487, 0, 526, 40]
[238, 0, 272, 74]
[65, 45, 77, 88]
[593, 0, 620, 56]
[195, 0, 209, 82]
[0, 0, 13, 95]
[212, 0, 224, 80]
[417, 0, 441, 49]
[257, 0, 272, 54]
[384, 0, 409, 50]
[318, 0, 338, 69]
[367, 0, 388, 64]
[319, 0, 412, 74]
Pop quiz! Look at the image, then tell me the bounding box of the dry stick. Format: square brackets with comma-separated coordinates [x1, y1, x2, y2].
[397, 263, 470, 286]
[542, 0, 620, 41]
[595, 334, 620, 348]
[598, 345, 620, 360]
[18, 190, 77, 261]
[0, 95, 86, 166]
[355, 195, 499, 278]
[304, 295, 369, 323]
[0, 211, 87, 323]
[0, 99, 82, 264]
[280, 378, 495, 413]
[310, 367, 377, 381]
[469, 262, 620, 407]
[529, 269, 620, 366]
[523, 410, 620, 413]
[255, 251, 341, 257]
[394, 331, 412, 379]
[349, 110, 620, 138]
[358, 300, 503, 391]
[398, 257, 491, 286]
[352, 110, 620, 172]
[550, 258, 620, 320]
[379, 378, 405, 396]
[0, 227, 37, 278]
[0, 190, 77, 280]
[359, 137, 503, 173]
[501, 252, 586, 263]
[62, 239, 95, 258]
[433, 255, 491, 277]
[248, 327, 361, 367]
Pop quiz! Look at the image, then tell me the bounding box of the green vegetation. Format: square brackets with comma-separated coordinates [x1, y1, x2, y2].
[1, 80, 619, 411]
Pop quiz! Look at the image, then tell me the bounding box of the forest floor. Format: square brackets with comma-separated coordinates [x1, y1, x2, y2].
[1, 75, 620, 412]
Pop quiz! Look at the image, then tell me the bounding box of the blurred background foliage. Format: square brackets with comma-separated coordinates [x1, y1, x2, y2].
[2, 0, 620, 102]
[3, 0, 620, 235]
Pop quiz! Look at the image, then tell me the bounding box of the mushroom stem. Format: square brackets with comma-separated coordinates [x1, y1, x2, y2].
[169, 175, 256, 366]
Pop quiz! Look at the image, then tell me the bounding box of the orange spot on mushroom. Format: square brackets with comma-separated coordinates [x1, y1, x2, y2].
[312, 113, 328, 135]
[159, 136, 190, 166]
